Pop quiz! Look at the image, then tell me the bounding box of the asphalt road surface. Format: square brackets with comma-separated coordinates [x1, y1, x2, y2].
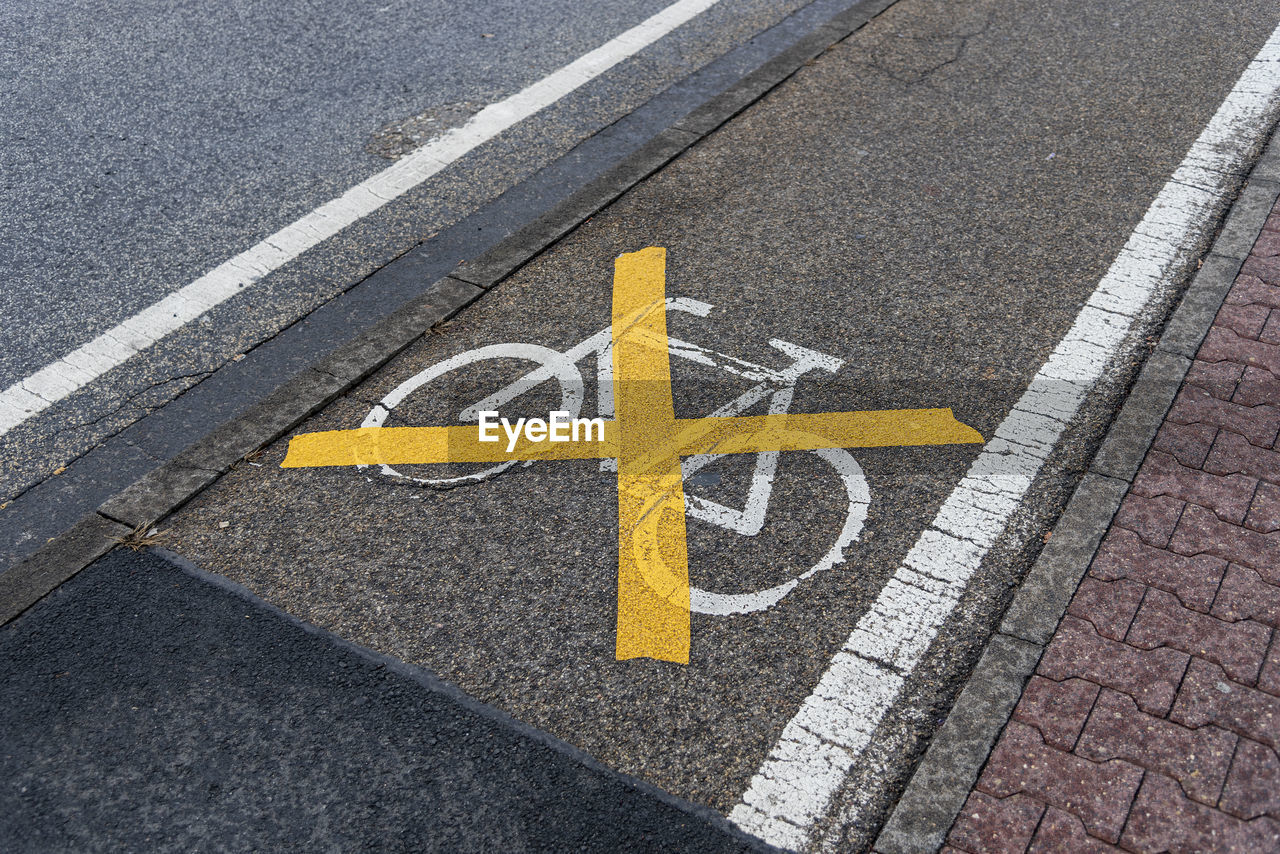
[4, 0, 1280, 850]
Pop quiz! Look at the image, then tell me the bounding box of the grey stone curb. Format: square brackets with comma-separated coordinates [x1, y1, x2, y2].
[1090, 351, 1193, 483]
[1249, 133, 1280, 184]
[874, 140, 1280, 852]
[0, 515, 129, 624]
[97, 277, 486, 530]
[1159, 253, 1249, 359]
[998, 473, 1132, 646]
[0, 0, 901, 625]
[452, 129, 699, 288]
[875, 634, 1041, 854]
[1210, 179, 1280, 260]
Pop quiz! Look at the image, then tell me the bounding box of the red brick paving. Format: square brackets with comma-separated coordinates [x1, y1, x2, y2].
[1234, 364, 1280, 408]
[1012, 677, 1099, 751]
[1122, 774, 1280, 852]
[1111, 492, 1184, 546]
[1038, 616, 1189, 716]
[1075, 689, 1234, 806]
[977, 722, 1143, 843]
[1091, 527, 1226, 612]
[1028, 808, 1124, 852]
[949, 792, 1044, 854]
[1244, 482, 1280, 532]
[1152, 419, 1221, 468]
[947, 203, 1280, 852]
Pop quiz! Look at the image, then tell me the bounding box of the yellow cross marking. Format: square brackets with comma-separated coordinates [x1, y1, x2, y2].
[281, 247, 984, 664]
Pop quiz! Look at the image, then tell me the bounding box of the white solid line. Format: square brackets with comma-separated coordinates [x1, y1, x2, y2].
[0, 0, 725, 438]
[729, 22, 1280, 852]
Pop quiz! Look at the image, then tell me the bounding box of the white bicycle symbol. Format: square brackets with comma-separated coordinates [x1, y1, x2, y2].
[360, 297, 870, 616]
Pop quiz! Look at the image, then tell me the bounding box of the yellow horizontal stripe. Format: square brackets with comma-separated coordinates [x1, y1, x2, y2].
[280, 408, 981, 469]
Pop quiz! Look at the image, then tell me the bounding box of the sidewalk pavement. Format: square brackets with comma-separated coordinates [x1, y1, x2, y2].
[946, 199, 1280, 852]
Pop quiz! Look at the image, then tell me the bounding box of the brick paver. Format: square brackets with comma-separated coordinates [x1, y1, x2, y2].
[947, 201, 1280, 852]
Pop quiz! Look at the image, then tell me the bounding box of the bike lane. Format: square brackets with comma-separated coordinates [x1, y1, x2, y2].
[81, 0, 1280, 848]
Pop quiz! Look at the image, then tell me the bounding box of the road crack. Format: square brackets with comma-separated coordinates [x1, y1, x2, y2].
[1, 369, 214, 505]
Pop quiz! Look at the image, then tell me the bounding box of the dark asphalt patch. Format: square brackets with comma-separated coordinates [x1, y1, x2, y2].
[0, 547, 772, 853]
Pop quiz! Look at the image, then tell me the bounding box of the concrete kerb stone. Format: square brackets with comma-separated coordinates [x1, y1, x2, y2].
[170, 368, 350, 474]
[170, 413, 285, 477]
[588, 127, 700, 197]
[1212, 179, 1280, 260]
[875, 118, 1280, 854]
[673, 0, 896, 139]
[0, 0, 906, 627]
[814, 0, 894, 43]
[1090, 350, 1192, 482]
[98, 465, 223, 531]
[25, 279, 486, 601]
[675, 31, 836, 137]
[310, 276, 484, 383]
[874, 634, 1041, 854]
[1158, 253, 1248, 358]
[1251, 134, 1280, 184]
[998, 473, 1130, 646]
[673, 70, 782, 137]
[0, 514, 129, 624]
[819, 0, 893, 37]
[839, 0, 897, 25]
[750, 26, 842, 79]
[453, 129, 698, 289]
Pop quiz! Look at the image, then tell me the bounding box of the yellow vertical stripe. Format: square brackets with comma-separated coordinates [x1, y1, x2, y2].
[611, 247, 691, 664]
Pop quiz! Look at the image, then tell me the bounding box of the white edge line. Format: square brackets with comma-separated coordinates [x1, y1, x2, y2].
[728, 22, 1280, 853]
[0, 0, 725, 438]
